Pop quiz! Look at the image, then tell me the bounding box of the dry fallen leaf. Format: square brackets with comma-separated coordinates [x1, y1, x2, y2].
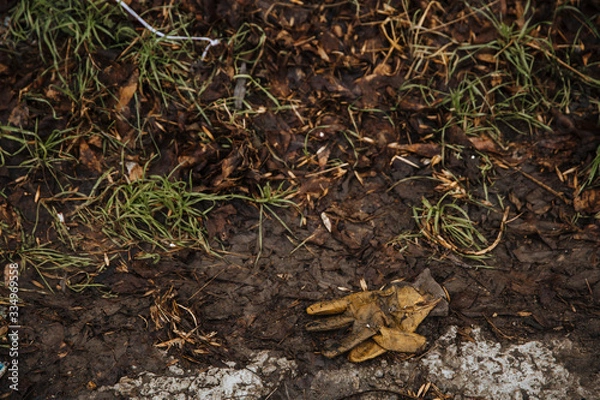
[320, 212, 332, 232]
[574, 189, 600, 214]
[116, 69, 139, 113]
[126, 161, 144, 181]
[475, 53, 497, 63]
[8, 103, 29, 127]
[79, 140, 103, 173]
[387, 142, 441, 158]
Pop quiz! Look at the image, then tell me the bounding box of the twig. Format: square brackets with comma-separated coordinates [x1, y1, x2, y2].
[484, 314, 518, 340]
[114, 0, 220, 59]
[516, 168, 571, 205]
[527, 41, 600, 87]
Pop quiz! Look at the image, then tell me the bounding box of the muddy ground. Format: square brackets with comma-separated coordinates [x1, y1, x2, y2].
[17, 173, 600, 399]
[1, 0, 600, 399]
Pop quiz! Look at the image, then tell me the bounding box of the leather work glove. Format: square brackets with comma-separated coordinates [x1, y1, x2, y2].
[306, 270, 446, 362]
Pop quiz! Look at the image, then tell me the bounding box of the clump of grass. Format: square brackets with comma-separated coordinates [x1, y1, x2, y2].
[206, 22, 289, 122]
[74, 169, 299, 257]
[384, 1, 600, 260]
[84, 174, 218, 254]
[390, 0, 600, 148]
[414, 195, 488, 255]
[0, 123, 80, 188]
[16, 247, 97, 293]
[121, 27, 199, 109]
[9, 0, 127, 59]
[8, 0, 134, 106]
[432, 3, 556, 141]
[7, 0, 221, 124]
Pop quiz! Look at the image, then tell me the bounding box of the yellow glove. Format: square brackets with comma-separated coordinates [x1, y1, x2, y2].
[306, 284, 441, 362]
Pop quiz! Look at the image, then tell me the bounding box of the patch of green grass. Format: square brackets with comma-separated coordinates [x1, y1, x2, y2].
[123, 33, 197, 108]
[386, 1, 600, 254]
[434, 10, 554, 140]
[15, 247, 97, 293]
[387, 232, 423, 255]
[393, 0, 600, 148]
[388, 192, 498, 262]
[73, 170, 299, 258]
[8, 0, 219, 121]
[8, 0, 132, 106]
[8, 0, 123, 61]
[207, 23, 291, 121]
[246, 181, 299, 265]
[83, 173, 218, 254]
[413, 195, 492, 260]
[388, 1, 599, 256]
[0, 123, 79, 187]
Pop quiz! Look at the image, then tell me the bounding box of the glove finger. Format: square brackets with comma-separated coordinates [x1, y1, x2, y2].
[307, 291, 378, 316]
[305, 314, 354, 331]
[371, 327, 427, 353]
[348, 340, 387, 363]
[306, 298, 350, 315]
[321, 323, 378, 358]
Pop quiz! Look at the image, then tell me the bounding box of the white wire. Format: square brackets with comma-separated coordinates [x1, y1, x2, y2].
[114, 0, 219, 59]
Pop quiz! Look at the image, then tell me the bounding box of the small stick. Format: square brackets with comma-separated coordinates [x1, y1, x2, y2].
[527, 42, 600, 87]
[484, 314, 517, 340]
[516, 168, 571, 205]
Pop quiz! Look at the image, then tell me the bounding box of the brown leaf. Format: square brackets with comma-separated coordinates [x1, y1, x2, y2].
[212, 152, 241, 187]
[316, 44, 330, 62]
[297, 177, 331, 203]
[205, 204, 237, 242]
[116, 69, 139, 113]
[79, 140, 103, 173]
[177, 143, 218, 169]
[317, 145, 331, 169]
[468, 135, 506, 154]
[508, 191, 523, 211]
[388, 142, 440, 158]
[475, 53, 497, 63]
[8, 103, 29, 127]
[574, 189, 600, 214]
[126, 161, 144, 182]
[0, 201, 18, 232]
[4, 263, 17, 287]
